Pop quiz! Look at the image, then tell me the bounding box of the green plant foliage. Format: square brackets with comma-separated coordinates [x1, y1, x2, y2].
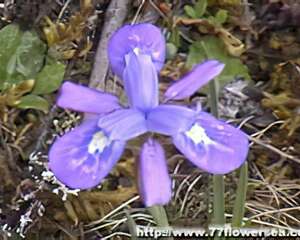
[17, 94, 49, 112]
[184, 0, 228, 26]
[184, 5, 197, 19]
[32, 62, 66, 94]
[0, 23, 66, 112]
[0, 24, 22, 88]
[14, 31, 46, 78]
[166, 43, 178, 60]
[169, 27, 181, 48]
[186, 36, 250, 88]
[206, 9, 228, 26]
[0, 24, 46, 87]
[214, 9, 228, 25]
[195, 0, 208, 18]
[184, 0, 208, 19]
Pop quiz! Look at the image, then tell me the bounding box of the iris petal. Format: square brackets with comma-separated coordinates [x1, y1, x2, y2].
[146, 105, 196, 136]
[139, 138, 172, 206]
[108, 23, 166, 78]
[57, 81, 120, 114]
[164, 60, 225, 100]
[98, 108, 147, 141]
[173, 112, 249, 174]
[49, 118, 125, 189]
[123, 50, 158, 111]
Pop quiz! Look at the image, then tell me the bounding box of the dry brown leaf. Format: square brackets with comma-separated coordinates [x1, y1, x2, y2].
[80, 187, 137, 206]
[43, 0, 94, 59]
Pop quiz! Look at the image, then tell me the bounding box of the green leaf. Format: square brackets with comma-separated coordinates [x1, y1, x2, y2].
[186, 36, 250, 88]
[17, 94, 49, 112]
[215, 9, 228, 25]
[0, 24, 46, 88]
[184, 5, 197, 19]
[166, 43, 178, 60]
[169, 27, 181, 48]
[15, 31, 46, 78]
[0, 24, 22, 88]
[32, 62, 66, 94]
[195, 0, 208, 18]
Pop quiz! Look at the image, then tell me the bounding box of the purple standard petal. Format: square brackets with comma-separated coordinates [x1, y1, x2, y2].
[164, 60, 225, 100]
[108, 23, 166, 78]
[98, 108, 147, 141]
[123, 50, 158, 111]
[49, 118, 125, 189]
[139, 138, 172, 206]
[173, 111, 249, 174]
[57, 81, 120, 114]
[146, 105, 197, 136]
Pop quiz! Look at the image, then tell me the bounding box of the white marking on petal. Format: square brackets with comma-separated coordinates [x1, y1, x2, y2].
[185, 123, 234, 153]
[185, 123, 214, 145]
[125, 48, 141, 66]
[133, 47, 140, 55]
[88, 131, 109, 155]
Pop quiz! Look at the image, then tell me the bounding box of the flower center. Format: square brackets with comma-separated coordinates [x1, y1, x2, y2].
[88, 131, 109, 155]
[185, 123, 214, 145]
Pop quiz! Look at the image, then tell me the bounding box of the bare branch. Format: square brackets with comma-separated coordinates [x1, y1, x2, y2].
[89, 0, 132, 90]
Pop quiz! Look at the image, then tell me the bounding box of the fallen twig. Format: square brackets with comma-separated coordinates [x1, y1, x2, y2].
[89, 0, 132, 91]
[249, 136, 300, 165]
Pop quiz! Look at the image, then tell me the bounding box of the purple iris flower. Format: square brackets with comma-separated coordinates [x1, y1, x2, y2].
[49, 23, 249, 206]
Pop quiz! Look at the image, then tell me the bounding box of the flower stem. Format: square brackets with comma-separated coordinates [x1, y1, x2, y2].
[148, 205, 170, 227]
[232, 162, 248, 227]
[125, 210, 138, 240]
[209, 78, 226, 227]
[148, 205, 173, 240]
[213, 175, 226, 224]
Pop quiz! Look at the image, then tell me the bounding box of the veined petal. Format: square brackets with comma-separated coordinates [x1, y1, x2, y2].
[57, 81, 120, 114]
[173, 111, 249, 174]
[49, 118, 125, 189]
[98, 108, 147, 141]
[146, 105, 196, 136]
[108, 23, 166, 78]
[139, 138, 172, 206]
[123, 50, 158, 110]
[164, 60, 225, 100]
